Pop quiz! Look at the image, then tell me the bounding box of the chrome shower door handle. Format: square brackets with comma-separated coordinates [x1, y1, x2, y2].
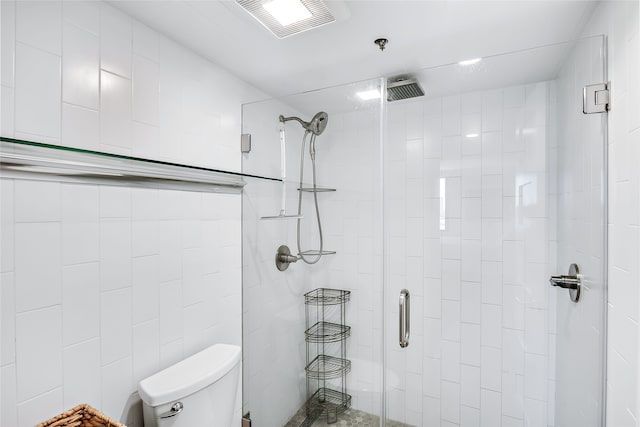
[549, 263, 581, 303]
[160, 402, 183, 419]
[399, 289, 410, 348]
[549, 275, 580, 289]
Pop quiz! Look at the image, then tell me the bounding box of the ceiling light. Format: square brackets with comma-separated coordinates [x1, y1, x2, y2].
[458, 58, 482, 66]
[237, 0, 335, 39]
[263, 0, 311, 26]
[465, 133, 479, 138]
[356, 89, 381, 101]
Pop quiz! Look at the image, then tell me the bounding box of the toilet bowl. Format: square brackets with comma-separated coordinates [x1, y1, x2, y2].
[138, 343, 241, 427]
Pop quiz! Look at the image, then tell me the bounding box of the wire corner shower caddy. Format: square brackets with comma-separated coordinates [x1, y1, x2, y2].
[304, 287, 351, 424]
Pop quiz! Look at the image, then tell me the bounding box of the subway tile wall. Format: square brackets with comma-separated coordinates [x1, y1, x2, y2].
[0, 0, 258, 425]
[240, 99, 385, 425]
[385, 82, 555, 427]
[240, 99, 316, 426]
[314, 109, 385, 416]
[1, 181, 242, 426]
[0, 0, 258, 170]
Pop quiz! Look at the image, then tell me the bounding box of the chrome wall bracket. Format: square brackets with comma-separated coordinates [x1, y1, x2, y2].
[550, 263, 581, 302]
[241, 134, 252, 153]
[583, 83, 609, 114]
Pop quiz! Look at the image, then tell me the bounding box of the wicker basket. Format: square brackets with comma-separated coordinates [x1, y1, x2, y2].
[37, 404, 126, 427]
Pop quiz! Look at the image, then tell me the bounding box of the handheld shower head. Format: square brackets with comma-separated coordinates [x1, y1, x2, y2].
[309, 112, 328, 135]
[279, 112, 329, 136]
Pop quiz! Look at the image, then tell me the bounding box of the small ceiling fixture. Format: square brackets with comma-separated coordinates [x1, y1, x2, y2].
[237, 0, 335, 39]
[374, 38, 388, 51]
[458, 57, 482, 66]
[263, 0, 311, 26]
[465, 133, 479, 138]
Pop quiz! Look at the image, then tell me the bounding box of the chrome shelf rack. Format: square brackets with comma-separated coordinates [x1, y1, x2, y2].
[303, 288, 351, 424]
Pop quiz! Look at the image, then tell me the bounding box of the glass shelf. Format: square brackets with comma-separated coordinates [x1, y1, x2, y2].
[298, 187, 336, 192]
[0, 137, 280, 193]
[299, 250, 336, 256]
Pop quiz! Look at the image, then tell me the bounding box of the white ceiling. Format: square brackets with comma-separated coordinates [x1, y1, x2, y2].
[110, 0, 599, 98]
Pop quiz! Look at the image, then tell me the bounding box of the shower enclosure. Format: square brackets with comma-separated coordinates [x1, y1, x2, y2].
[241, 35, 606, 427]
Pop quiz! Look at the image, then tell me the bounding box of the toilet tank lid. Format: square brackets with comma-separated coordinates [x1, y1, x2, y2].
[138, 343, 241, 407]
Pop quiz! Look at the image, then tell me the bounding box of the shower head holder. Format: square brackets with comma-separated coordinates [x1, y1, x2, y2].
[279, 112, 329, 136]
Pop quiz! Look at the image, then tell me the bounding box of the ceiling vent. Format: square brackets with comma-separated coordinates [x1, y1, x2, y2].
[387, 77, 425, 102]
[237, 0, 335, 39]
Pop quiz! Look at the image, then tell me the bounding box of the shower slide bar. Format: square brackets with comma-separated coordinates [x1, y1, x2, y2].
[260, 124, 302, 219]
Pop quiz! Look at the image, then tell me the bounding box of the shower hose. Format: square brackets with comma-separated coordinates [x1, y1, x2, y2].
[296, 131, 323, 264]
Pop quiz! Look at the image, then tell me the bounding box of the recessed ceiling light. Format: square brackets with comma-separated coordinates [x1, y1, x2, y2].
[263, 0, 312, 26]
[458, 58, 482, 66]
[237, 0, 335, 39]
[356, 89, 381, 100]
[465, 133, 479, 138]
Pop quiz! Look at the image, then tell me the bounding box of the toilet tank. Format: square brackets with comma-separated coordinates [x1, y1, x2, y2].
[138, 344, 241, 427]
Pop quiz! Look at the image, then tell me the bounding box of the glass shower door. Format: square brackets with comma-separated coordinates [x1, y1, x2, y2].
[383, 36, 607, 427]
[552, 35, 607, 427]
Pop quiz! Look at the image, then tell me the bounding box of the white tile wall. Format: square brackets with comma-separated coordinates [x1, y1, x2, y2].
[2, 0, 258, 170]
[386, 82, 554, 426]
[1, 181, 242, 425]
[14, 42, 61, 139]
[241, 96, 384, 425]
[1, 0, 256, 424]
[62, 22, 99, 110]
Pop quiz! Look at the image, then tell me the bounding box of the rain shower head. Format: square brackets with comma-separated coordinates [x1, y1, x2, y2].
[387, 77, 425, 102]
[279, 112, 329, 135]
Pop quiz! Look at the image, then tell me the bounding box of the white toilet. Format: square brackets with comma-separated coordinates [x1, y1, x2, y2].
[138, 343, 241, 427]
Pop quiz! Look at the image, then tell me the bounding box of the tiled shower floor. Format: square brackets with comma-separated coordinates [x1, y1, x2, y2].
[284, 406, 411, 427]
